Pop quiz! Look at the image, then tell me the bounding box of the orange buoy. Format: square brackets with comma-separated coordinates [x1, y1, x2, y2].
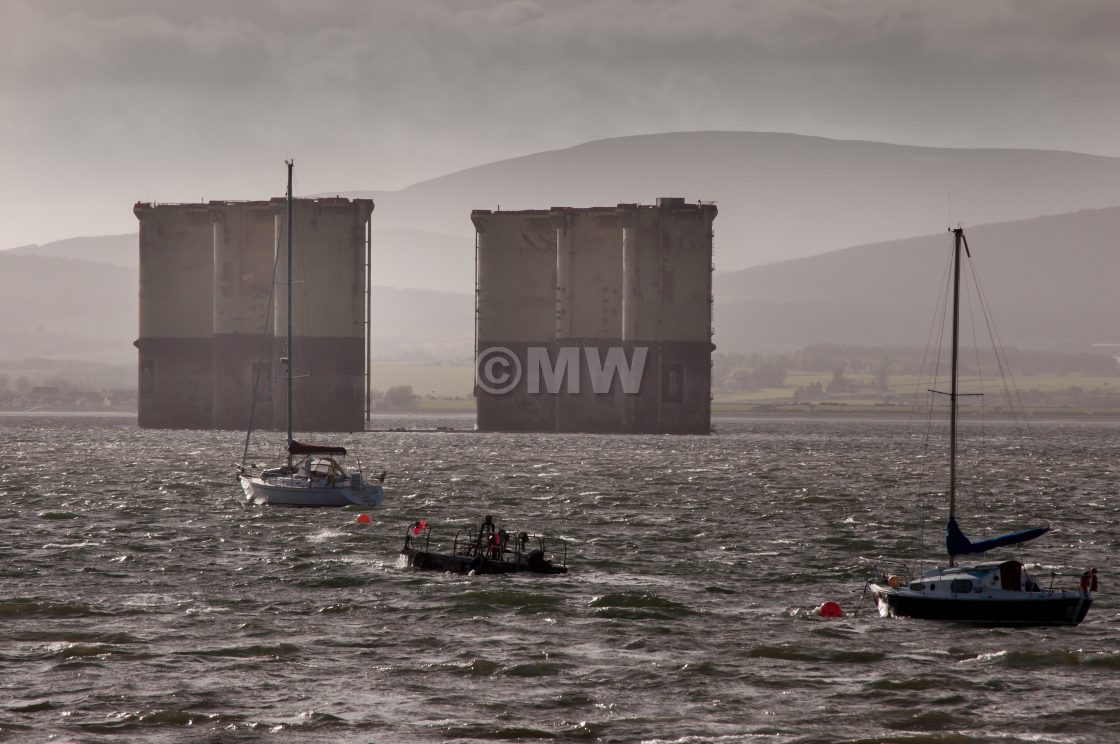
[355, 513, 372, 524]
[817, 601, 843, 618]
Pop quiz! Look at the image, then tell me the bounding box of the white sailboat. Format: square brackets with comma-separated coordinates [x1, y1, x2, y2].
[868, 227, 1092, 626]
[236, 160, 386, 508]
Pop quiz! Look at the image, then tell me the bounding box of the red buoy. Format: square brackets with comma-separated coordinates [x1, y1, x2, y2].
[817, 601, 843, 618]
[355, 513, 372, 524]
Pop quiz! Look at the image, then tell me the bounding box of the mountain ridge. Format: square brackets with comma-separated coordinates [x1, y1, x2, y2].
[5, 131, 1120, 367]
[714, 206, 1120, 353]
[336, 131, 1120, 271]
[10, 131, 1120, 279]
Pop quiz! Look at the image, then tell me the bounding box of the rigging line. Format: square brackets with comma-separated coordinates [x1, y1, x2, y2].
[925, 245, 957, 566]
[962, 252, 986, 482]
[241, 214, 284, 469]
[929, 247, 954, 413]
[913, 243, 955, 426]
[908, 236, 955, 424]
[290, 202, 319, 419]
[965, 242, 1047, 519]
[964, 235, 1030, 434]
[913, 244, 955, 572]
[917, 243, 953, 425]
[961, 244, 1012, 526]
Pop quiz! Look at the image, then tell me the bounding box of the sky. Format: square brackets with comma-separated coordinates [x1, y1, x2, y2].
[3, 0, 1119, 250]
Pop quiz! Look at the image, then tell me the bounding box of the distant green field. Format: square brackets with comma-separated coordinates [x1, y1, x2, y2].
[6, 357, 1117, 416]
[713, 370, 1120, 416]
[376, 364, 1120, 411]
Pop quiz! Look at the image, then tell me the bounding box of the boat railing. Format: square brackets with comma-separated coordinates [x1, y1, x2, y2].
[454, 527, 515, 562]
[452, 527, 478, 558]
[407, 526, 508, 559]
[500, 534, 567, 568]
[555, 538, 567, 567]
[539, 535, 567, 568]
[452, 527, 567, 568]
[1040, 567, 1094, 596]
[402, 523, 433, 553]
[867, 558, 913, 586]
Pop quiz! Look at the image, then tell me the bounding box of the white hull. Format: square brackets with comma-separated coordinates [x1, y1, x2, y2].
[868, 562, 1092, 626]
[239, 475, 385, 508]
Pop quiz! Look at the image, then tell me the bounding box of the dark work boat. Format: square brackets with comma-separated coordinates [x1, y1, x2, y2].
[401, 516, 568, 575]
[868, 228, 1094, 626]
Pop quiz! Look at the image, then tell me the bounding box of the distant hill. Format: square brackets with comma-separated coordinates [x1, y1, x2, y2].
[6, 132, 1120, 373]
[369, 228, 473, 294]
[0, 251, 473, 366]
[0, 254, 136, 362]
[15, 133, 1120, 297]
[6, 233, 137, 267]
[714, 207, 1120, 353]
[3, 229, 473, 293]
[341, 132, 1120, 279]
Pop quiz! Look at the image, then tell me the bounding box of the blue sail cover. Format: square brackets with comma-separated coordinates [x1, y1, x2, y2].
[946, 516, 1049, 556]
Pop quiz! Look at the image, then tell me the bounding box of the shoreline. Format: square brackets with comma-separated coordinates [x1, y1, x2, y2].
[5, 407, 1120, 424]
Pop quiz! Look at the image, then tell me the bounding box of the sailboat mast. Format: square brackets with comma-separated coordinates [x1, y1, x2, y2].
[285, 160, 294, 465]
[948, 227, 963, 563]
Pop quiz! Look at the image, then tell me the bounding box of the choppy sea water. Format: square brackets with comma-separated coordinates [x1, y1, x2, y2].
[0, 413, 1117, 743]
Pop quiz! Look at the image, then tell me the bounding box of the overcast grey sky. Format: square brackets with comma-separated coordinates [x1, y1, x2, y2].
[3, 0, 1119, 249]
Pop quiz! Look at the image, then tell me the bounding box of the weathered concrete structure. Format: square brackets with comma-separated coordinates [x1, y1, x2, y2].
[135, 197, 373, 431]
[211, 200, 275, 431]
[135, 203, 215, 429]
[279, 198, 372, 434]
[472, 199, 717, 434]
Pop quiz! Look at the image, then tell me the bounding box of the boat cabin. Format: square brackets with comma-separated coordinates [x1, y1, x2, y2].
[899, 561, 1043, 598]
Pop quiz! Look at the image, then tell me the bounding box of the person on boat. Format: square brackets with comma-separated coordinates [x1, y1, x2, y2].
[488, 529, 509, 561]
[403, 520, 425, 550]
[477, 515, 496, 555]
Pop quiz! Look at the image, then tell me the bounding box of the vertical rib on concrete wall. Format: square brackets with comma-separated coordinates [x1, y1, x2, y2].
[212, 201, 276, 430]
[623, 201, 717, 434]
[472, 210, 556, 431]
[557, 208, 626, 432]
[275, 198, 372, 434]
[134, 203, 215, 429]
